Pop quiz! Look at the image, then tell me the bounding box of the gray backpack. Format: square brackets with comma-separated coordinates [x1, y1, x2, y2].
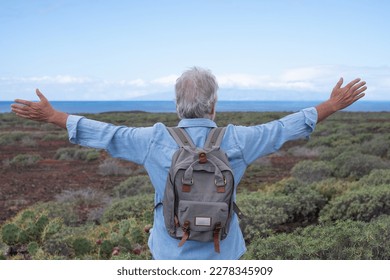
[162, 127, 236, 253]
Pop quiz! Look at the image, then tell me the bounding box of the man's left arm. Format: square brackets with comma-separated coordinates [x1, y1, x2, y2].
[234, 108, 317, 165]
[315, 77, 366, 123]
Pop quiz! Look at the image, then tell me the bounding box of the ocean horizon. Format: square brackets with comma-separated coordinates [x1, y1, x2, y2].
[1, 100, 389, 114]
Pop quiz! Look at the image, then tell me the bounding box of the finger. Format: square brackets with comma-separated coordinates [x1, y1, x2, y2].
[14, 111, 33, 119]
[11, 106, 31, 117]
[334, 77, 343, 89]
[345, 78, 361, 90]
[351, 81, 366, 92]
[354, 85, 367, 96]
[36, 89, 48, 102]
[354, 92, 365, 101]
[11, 103, 28, 110]
[14, 99, 32, 106]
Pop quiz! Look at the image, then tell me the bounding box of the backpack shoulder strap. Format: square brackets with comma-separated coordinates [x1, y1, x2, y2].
[167, 127, 196, 148]
[204, 127, 226, 149]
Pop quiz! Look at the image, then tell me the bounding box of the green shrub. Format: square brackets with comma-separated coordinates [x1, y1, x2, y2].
[291, 160, 332, 183]
[27, 241, 40, 255]
[35, 188, 111, 226]
[245, 215, 390, 260]
[91, 218, 150, 260]
[0, 131, 30, 145]
[237, 179, 327, 241]
[98, 159, 132, 176]
[1, 210, 50, 246]
[55, 147, 100, 161]
[112, 175, 153, 198]
[72, 237, 93, 257]
[102, 194, 154, 223]
[1, 223, 21, 246]
[42, 133, 68, 141]
[9, 154, 41, 166]
[356, 169, 390, 188]
[331, 151, 386, 179]
[319, 185, 390, 223]
[99, 240, 114, 259]
[361, 134, 390, 158]
[312, 178, 353, 200]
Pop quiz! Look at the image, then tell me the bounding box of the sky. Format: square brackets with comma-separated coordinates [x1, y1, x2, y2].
[1, 0, 389, 101]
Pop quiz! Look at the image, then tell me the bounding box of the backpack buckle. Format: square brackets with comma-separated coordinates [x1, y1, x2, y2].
[181, 177, 193, 192]
[215, 176, 227, 193]
[198, 152, 207, 164]
[178, 220, 191, 247]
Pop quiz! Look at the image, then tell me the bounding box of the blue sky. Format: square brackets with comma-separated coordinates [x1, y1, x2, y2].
[1, 0, 389, 101]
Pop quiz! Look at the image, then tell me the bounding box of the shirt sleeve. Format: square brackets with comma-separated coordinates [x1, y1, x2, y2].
[234, 107, 317, 165]
[66, 115, 154, 165]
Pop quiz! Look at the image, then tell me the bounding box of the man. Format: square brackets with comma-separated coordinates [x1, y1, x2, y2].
[11, 67, 366, 259]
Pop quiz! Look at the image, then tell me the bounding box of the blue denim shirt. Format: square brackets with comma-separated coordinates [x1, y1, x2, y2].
[66, 107, 317, 259]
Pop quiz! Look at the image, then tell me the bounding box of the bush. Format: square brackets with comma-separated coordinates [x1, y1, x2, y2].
[237, 179, 327, 241]
[9, 154, 41, 167]
[356, 169, 390, 188]
[102, 194, 154, 223]
[42, 133, 68, 141]
[361, 134, 390, 158]
[55, 147, 100, 161]
[319, 185, 390, 223]
[112, 175, 153, 198]
[331, 151, 386, 179]
[0, 209, 54, 254]
[291, 160, 332, 183]
[0, 131, 30, 145]
[72, 237, 93, 257]
[244, 215, 390, 260]
[312, 178, 353, 200]
[37, 188, 112, 226]
[98, 159, 132, 176]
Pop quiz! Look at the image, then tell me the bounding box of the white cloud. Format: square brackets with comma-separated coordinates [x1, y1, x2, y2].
[150, 75, 178, 87]
[217, 65, 390, 100]
[1, 65, 389, 100]
[15, 75, 93, 84]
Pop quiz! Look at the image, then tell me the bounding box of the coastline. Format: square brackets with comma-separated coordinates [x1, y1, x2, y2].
[1, 100, 389, 114]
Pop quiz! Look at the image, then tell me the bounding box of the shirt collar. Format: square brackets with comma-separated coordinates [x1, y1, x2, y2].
[178, 118, 217, 128]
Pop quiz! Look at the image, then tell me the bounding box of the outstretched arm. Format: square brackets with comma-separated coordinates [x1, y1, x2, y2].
[11, 89, 68, 129]
[315, 78, 366, 123]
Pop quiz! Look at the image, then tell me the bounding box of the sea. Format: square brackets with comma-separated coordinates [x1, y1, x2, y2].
[1, 100, 389, 114]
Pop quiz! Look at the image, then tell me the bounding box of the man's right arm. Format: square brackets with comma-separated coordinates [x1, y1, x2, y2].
[11, 89, 69, 129]
[12, 89, 153, 164]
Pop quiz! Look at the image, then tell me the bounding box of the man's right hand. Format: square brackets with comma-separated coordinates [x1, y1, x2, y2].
[11, 89, 69, 129]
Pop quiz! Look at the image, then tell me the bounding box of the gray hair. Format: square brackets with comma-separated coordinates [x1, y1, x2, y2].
[175, 67, 218, 119]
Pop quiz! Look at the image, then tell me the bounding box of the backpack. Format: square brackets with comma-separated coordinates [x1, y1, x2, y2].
[162, 126, 236, 253]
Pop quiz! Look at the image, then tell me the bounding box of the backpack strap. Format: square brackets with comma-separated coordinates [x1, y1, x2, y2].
[204, 127, 226, 149]
[204, 127, 245, 220]
[167, 127, 196, 148]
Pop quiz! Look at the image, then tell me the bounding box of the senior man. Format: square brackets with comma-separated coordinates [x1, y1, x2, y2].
[11, 67, 366, 259]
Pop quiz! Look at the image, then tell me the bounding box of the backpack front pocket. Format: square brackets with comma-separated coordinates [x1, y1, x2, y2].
[176, 200, 228, 242]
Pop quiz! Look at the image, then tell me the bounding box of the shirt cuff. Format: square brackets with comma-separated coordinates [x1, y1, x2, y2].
[66, 115, 84, 144]
[302, 107, 317, 133]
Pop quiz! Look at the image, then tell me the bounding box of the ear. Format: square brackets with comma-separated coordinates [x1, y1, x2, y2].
[210, 105, 215, 115]
[209, 104, 216, 120]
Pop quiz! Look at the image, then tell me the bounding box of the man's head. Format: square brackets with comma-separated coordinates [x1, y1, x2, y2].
[175, 67, 218, 120]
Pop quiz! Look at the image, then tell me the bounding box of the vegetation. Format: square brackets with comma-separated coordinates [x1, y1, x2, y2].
[1, 111, 389, 259]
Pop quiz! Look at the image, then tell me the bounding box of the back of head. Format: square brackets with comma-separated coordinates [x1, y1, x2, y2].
[175, 67, 218, 119]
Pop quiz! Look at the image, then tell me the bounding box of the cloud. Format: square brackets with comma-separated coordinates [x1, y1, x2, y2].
[150, 75, 178, 87]
[2, 75, 93, 84]
[217, 65, 390, 100]
[1, 65, 389, 100]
